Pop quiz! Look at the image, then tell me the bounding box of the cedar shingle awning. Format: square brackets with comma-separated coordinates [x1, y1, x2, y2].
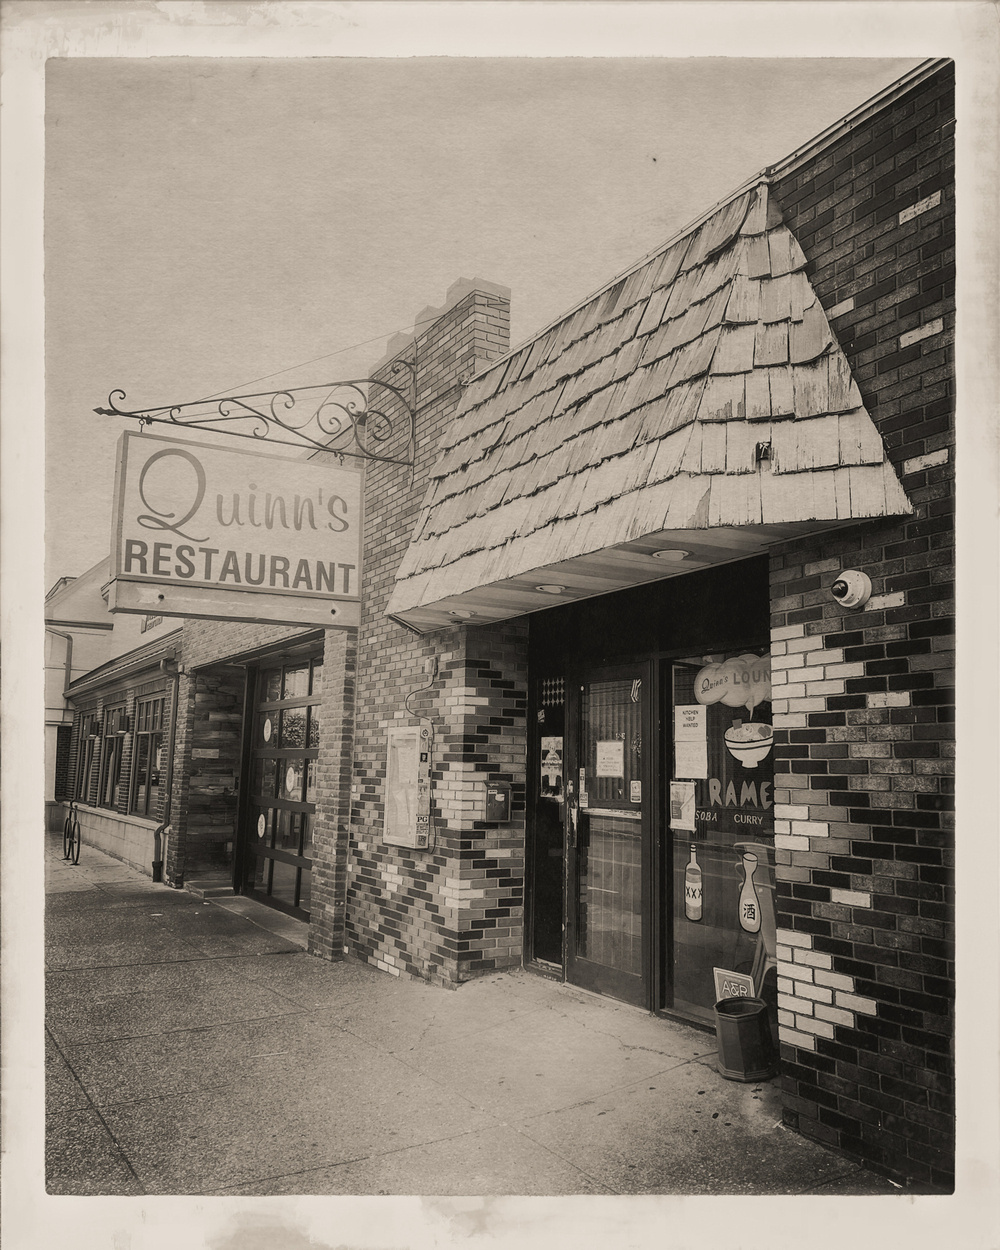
[386, 182, 911, 632]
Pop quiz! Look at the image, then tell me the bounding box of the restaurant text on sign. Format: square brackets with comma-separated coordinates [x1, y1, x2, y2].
[108, 432, 364, 628]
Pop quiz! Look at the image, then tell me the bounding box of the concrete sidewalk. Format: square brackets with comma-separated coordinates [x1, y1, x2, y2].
[45, 833, 898, 1197]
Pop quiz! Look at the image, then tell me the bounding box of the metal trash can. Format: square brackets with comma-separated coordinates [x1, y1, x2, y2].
[713, 997, 778, 1082]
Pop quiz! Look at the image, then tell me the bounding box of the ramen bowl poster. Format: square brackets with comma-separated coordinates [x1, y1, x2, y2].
[691, 653, 774, 837]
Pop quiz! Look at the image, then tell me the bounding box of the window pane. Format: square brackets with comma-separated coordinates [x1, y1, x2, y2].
[270, 859, 298, 908]
[131, 736, 151, 814]
[282, 760, 304, 801]
[252, 756, 277, 798]
[283, 665, 309, 699]
[305, 759, 315, 803]
[281, 707, 306, 748]
[262, 668, 282, 702]
[297, 869, 311, 914]
[307, 706, 320, 748]
[301, 812, 314, 860]
[257, 712, 276, 747]
[275, 807, 297, 851]
[309, 659, 324, 696]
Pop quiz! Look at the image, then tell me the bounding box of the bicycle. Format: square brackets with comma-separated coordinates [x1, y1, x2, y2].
[63, 801, 81, 865]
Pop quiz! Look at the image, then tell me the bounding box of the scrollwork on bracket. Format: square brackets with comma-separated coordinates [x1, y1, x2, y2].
[94, 363, 418, 468]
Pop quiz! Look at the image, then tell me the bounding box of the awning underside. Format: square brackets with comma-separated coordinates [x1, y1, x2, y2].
[386, 182, 911, 632]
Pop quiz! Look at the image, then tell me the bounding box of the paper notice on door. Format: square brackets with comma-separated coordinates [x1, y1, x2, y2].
[596, 739, 625, 777]
[674, 704, 708, 778]
[674, 739, 708, 779]
[674, 704, 706, 739]
[670, 781, 696, 831]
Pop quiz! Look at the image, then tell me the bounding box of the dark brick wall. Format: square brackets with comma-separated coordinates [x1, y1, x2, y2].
[768, 62, 954, 1191]
[347, 286, 525, 986]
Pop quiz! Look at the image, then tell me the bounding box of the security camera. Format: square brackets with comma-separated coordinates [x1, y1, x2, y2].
[830, 570, 872, 609]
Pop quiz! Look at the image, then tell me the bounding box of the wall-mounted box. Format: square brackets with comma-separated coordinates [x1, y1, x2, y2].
[484, 783, 511, 823]
[384, 725, 432, 849]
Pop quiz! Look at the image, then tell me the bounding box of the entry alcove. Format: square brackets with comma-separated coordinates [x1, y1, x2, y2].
[524, 554, 775, 1026]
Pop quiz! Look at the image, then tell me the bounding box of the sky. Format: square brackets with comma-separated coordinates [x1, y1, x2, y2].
[44, 53, 925, 584]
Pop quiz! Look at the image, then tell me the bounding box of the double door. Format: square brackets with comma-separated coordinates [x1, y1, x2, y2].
[238, 653, 323, 920]
[530, 653, 775, 1022]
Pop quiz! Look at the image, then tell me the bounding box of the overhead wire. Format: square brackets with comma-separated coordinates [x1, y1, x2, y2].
[192, 307, 458, 404]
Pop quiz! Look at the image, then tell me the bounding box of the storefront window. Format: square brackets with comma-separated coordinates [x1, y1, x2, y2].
[76, 713, 99, 801]
[668, 652, 775, 1027]
[130, 697, 166, 818]
[98, 705, 129, 810]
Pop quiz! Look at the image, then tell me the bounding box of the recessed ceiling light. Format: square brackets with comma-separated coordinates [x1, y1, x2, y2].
[651, 548, 690, 562]
[535, 584, 566, 594]
[449, 609, 477, 618]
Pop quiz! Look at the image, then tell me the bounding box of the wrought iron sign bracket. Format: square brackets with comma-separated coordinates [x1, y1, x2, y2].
[95, 358, 418, 469]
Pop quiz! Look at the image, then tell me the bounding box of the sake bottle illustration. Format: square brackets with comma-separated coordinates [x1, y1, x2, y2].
[738, 851, 762, 934]
[684, 844, 703, 922]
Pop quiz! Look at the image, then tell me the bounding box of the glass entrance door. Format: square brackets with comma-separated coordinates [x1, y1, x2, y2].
[566, 664, 650, 1007]
[241, 653, 323, 920]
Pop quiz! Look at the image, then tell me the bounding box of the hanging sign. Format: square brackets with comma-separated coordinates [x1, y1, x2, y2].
[107, 431, 363, 628]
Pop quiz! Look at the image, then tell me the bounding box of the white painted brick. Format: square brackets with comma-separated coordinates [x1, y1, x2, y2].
[771, 700, 790, 714]
[814, 969, 855, 992]
[866, 592, 905, 611]
[902, 447, 949, 475]
[786, 636, 815, 653]
[778, 985, 797, 1004]
[775, 804, 811, 821]
[776, 928, 813, 949]
[823, 662, 866, 680]
[899, 317, 944, 349]
[793, 947, 833, 969]
[786, 697, 827, 712]
[806, 679, 846, 697]
[778, 1008, 796, 1028]
[797, 665, 825, 683]
[778, 683, 807, 701]
[836, 992, 878, 1015]
[779, 960, 813, 983]
[772, 624, 806, 642]
[814, 1003, 856, 1028]
[771, 639, 788, 655]
[899, 190, 941, 223]
[775, 834, 810, 852]
[831, 888, 871, 908]
[772, 712, 807, 728]
[826, 298, 854, 320]
[773, 652, 806, 670]
[791, 820, 829, 838]
[797, 1015, 836, 1040]
[774, 819, 791, 834]
[775, 944, 794, 964]
[779, 992, 809, 1014]
[819, 648, 844, 666]
[777, 1026, 816, 1050]
[867, 691, 911, 708]
[797, 982, 834, 1004]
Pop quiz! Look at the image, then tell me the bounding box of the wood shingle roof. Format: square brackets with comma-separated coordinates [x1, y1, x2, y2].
[387, 182, 910, 630]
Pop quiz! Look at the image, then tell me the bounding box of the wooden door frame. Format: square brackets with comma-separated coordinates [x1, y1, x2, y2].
[563, 659, 656, 1009]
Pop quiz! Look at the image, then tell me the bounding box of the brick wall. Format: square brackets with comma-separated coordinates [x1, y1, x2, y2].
[346, 284, 527, 985]
[768, 63, 955, 1190]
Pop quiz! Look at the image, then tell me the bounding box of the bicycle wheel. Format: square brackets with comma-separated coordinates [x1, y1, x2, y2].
[69, 818, 81, 865]
[63, 815, 73, 860]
